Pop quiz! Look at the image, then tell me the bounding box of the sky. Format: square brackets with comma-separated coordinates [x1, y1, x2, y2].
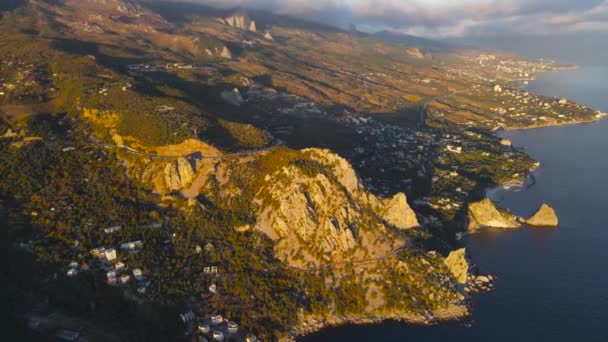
[177, 0, 608, 65]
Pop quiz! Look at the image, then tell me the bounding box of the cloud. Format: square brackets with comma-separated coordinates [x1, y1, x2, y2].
[171, 0, 608, 38]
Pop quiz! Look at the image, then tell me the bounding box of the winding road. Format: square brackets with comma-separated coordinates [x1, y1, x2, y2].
[88, 141, 280, 160]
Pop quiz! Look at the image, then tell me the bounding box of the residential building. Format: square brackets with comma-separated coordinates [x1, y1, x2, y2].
[105, 248, 117, 262]
[104, 226, 121, 234]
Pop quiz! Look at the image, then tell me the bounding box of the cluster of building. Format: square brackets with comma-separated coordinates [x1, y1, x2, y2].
[179, 311, 258, 342]
[82, 226, 151, 293]
[0, 57, 50, 100]
[66, 259, 90, 277]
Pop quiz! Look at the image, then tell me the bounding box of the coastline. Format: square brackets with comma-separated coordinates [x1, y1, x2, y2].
[291, 66, 602, 341]
[288, 304, 469, 341]
[501, 114, 607, 131]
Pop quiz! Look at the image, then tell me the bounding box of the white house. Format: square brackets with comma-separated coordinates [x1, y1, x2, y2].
[120, 240, 143, 251]
[198, 324, 210, 334]
[105, 248, 117, 262]
[213, 331, 224, 341]
[446, 145, 462, 154]
[132, 268, 143, 281]
[90, 246, 105, 257]
[104, 226, 121, 234]
[227, 321, 238, 334]
[210, 315, 223, 325]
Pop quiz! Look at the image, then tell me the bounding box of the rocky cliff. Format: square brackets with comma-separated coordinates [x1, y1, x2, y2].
[164, 157, 196, 191]
[224, 15, 257, 33]
[252, 148, 419, 267]
[405, 47, 424, 59]
[468, 198, 521, 229]
[526, 203, 558, 227]
[444, 248, 468, 284]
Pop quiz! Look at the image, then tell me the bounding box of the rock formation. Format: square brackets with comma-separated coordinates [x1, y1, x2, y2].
[444, 248, 468, 284]
[224, 15, 257, 33]
[468, 198, 521, 229]
[248, 20, 256, 32]
[263, 31, 274, 41]
[220, 46, 232, 59]
[380, 193, 419, 229]
[405, 47, 424, 59]
[249, 148, 418, 267]
[525, 204, 558, 227]
[164, 157, 195, 191]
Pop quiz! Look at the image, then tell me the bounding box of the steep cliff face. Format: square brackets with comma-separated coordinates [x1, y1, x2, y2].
[468, 198, 521, 229]
[224, 15, 257, 32]
[252, 148, 418, 268]
[380, 193, 420, 230]
[164, 157, 196, 191]
[444, 248, 468, 284]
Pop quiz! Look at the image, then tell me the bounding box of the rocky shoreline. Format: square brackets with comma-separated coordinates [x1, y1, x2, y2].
[287, 305, 469, 341]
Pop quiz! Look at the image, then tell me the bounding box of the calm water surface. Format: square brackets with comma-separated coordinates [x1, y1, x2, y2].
[301, 66, 608, 341]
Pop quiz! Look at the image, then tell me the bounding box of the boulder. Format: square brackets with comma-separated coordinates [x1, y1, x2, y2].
[525, 204, 558, 227]
[444, 248, 468, 284]
[468, 198, 520, 229]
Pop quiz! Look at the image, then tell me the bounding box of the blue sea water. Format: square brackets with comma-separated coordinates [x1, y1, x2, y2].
[301, 66, 608, 342]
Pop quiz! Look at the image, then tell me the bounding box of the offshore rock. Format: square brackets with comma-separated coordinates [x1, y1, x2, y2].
[468, 198, 520, 229]
[526, 204, 558, 227]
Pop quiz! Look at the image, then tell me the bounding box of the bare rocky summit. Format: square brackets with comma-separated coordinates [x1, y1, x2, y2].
[253, 148, 418, 267]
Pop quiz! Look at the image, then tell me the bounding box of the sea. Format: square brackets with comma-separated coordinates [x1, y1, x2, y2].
[301, 66, 608, 342]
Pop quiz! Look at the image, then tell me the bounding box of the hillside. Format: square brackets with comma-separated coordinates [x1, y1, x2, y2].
[2, 1, 605, 341]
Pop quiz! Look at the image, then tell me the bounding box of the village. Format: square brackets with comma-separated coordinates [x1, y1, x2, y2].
[11, 203, 261, 342]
